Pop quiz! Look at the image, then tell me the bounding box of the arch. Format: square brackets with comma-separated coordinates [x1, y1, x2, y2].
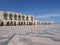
[14, 22, 16, 26]
[6, 21, 9, 26]
[24, 22, 25, 25]
[3, 12, 8, 20]
[9, 13, 13, 20]
[22, 15, 25, 21]
[14, 14, 17, 20]
[21, 22, 23, 25]
[0, 21, 4, 26]
[18, 22, 20, 26]
[45, 23, 47, 25]
[18, 15, 21, 20]
[26, 16, 29, 21]
[10, 21, 13, 26]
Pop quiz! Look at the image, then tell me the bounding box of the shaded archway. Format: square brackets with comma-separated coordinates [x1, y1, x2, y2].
[29, 22, 34, 25]
[14, 14, 17, 20]
[22, 15, 25, 21]
[26, 16, 29, 21]
[24, 22, 25, 25]
[18, 15, 21, 20]
[45, 23, 47, 25]
[10, 21, 13, 26]
[14, 22, 16, 26]
[3, 12, 8, 20]
[6, 21, 9, 26]
[9, 13, 13, 20]
[18, 22, 20, 26]
[0, 22, 4, 26]
[31, 16, 33, 21]
[21, 22, 23, 25]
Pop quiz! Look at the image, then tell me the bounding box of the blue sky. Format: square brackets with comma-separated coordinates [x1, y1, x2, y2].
[0, 0, 60, 24]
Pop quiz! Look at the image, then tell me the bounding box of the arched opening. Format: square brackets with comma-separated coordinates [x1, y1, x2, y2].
[21, 22, 23, 25]
[45, 23, 47, 25]
[0, 22, 4, 26]
[18, 22, 20, 26]
[14, 14, 17, 20]
[10, 21, 13, 26]
[29, 22, 32, 25]
[18, 15, 21, 20]
[14, 22, 16, 26]
[9, 13, 13, 20]
[6, 21, 9, 26]
[48, 23, 52, 25]
[22, 15, 25, 21]
[3, 12, 8, 20]
[24, 22, 25, 25]
[26, 16, 29, 21]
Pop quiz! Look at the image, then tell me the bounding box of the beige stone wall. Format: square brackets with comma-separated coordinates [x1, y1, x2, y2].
[0, 11, 35, 26]
[0, 11, 53, 26]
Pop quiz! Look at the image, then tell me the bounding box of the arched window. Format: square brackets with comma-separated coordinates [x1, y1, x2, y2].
[18, 15, 21, 20]
[31, 16, 33, 21]
[3, 12, 8, 20]
[0, 21, 4, 26]
[9, 13, 13, 20]
[14, 14, 17, 20]
[26, 16, 29, 21]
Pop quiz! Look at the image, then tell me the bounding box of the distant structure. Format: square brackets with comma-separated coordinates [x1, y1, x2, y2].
[0, 11, 53, 26]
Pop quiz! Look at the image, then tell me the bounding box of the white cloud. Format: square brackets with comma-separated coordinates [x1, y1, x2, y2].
[35, 14, 60, 18]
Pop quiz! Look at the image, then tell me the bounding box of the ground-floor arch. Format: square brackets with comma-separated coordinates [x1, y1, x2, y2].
[10, 21, 13, 26]
[24, 22, 25, 25]
[0, 21, 4, 26]
[6, 21, 9, 26]
[18, 22, 20, 26]
[14, 22, 16, 26]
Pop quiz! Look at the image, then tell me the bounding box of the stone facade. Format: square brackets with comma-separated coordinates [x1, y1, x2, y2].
[0, 11, 35, 26]
[0, 11, 53, 26]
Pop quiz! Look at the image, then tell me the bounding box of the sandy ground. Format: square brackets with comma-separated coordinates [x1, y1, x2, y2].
[0, 24, 60, 45]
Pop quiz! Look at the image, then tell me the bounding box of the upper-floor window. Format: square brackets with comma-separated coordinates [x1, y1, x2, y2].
[26, 16, 29, 21]
[18, 15, 21, 20]
[14, 14, 17, 20]
[31, 16, 33, 21]
[9, 13, 13, 20]
[22, 15, 25, 21]
[3, 12, 8, 20]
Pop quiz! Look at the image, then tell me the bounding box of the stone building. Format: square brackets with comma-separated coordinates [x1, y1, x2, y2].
[0, 11, 53, 26]
[0, 11, 35, 26]
[36, 21, 53, 25]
